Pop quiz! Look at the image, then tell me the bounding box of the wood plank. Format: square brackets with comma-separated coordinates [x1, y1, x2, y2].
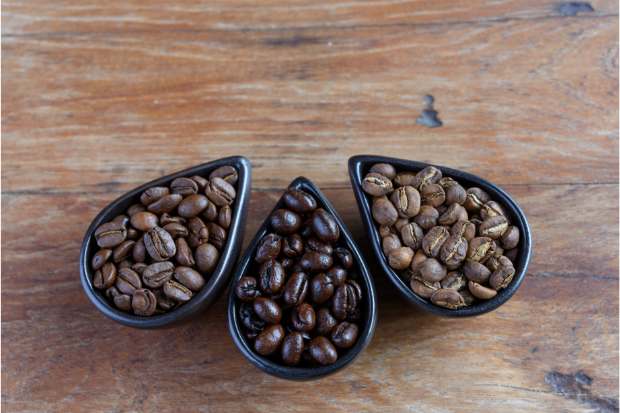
[3, 16, 618, 193]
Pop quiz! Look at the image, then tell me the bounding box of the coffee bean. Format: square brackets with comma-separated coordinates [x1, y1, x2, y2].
[306, 238, 333, 255]
[311, 209, 340, 243]
[279, 271, 307, 307]
[438, 203, 468, 226]
[111, 214, 129, 226]
[235, 277, 260, 302]
[422, 226, 450, 258]
[143, 226, 176, 261]
[163, 280, 193, 302]
[327, 267, 348, 287]
[281, 332, 304, 366]
[331, 322, 359, 349]
[116, 268, 142, 295]
[95, 221, 127, 248]
[501, 225, 520, 250]
[480, 200, 505, 220]
[130, 211, 159, 232]
[411, 250, 428, 272]
[147, 194, 183, 214]
[451, 220, 476, 241]
[394, 218, 409, 232]
[291, 303, 316, 332]
[362, 172, 393, 196]
[388, 247, 414, 270]
[299, 251, 333, 272]
[255, 233, 282, 263]
[467, 237, 496, 263]
[410, 277, 440, 298]
[314, 308, 337, 336]
[309, 336, 338, 365]
[162, 223, 188, 239]
[381, 233, 401, 256]
[270, 209, 302, 235]
[413, 166, 442, 188]
[209, 165, 238, 185]
[91, 249, 112, 270]
[468, 280, 497, 299]
[172, 238, 193, 267]
[413, 205, 439, 230]
[202, 202, 218, 222]
[430, 288, 466, 309]
[282, 189, 318, 213]
[174, 266, 205, 291]
[282, 234, 304, 257]
[417, 258, 447, 282]
[154, 290, 176, 311]
[420, 183, 446, 207]
[378, 225, 394, 238]
[400, 222, 424, 250]
[489, 256, 515, 290]
[332, 280, 361, 321]
[140, 186, 170, 206]
[504, 248, 518, 263]
[126, 228, 140, 240]
[439, 235, 468, 269]
[190, 175, 209, 191]
[394, 171, 417, 187]
[463, 187, 490, 212]
[253, 297, 282, 324]
[440, 178, 467, 205]
[195, 243, 219, 273]
[160, 213, 186, 226]
[463, 259, 491, 283]
[176, 194, 208, 218]
[187, 217, 209, 248]
[310, 273, 335, 304]
[205, 177, 236, 206]
[369, 163, 397, 179]
[93, 262, 117, 289]
[170, 177, 198, 196]
[218, 205, 232, 229]
[112, 240, 136, 263]
[479, 215, 509, 240]
[240, 303, 266, 339]
[131, 289, 157, 316]
[113, 294, 132, 311]
[258, 259, 285, 295]
[131, 263, 147, 275]
[372, 197, 398, 226]
[105, 286, 121, 299]
[254, 324, 285, 356]
[440, 271, 467, 290]
[127, 203, 146, 216]
[390, 185, 421, 218]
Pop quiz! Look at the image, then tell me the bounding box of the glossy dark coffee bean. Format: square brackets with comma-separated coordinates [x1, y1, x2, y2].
[413, 205, 439, 230]
[239, 303, 265, 339]
[258, 259, 285, 295]
[316, 308, 338, 335]
[91, 248, 112, 270]
[170, 177, 198, 196]
[255, 233, 282, 263]
[291, 303, 316, 332]
[282, 234, 304, 257]
[332, 280, 362, 321]
[254, 324, 285, 356]
[147, 194, 183, 214]
[174, 266, 205, 291]
[235, 276, 260, 302]
[369, 163, 396, 179]
[281, 332, 304, 366]
[140, 186, 170, 206]
[311, 208, 340, 243]
[218, 205, 232, 229]
[112, 240, 135, 263]
[94, 221, 127, 248]
[269, 209, 302, 235]
[299, 251, 333, 273]
[207, 222, 227, 250]
[331, 322, 359, 349]
[282, 189, 318, 213]
[115, 268, 142, 295]
[334, 247, 353, 269]
[282, 272, 308, 307]
[205, 177, 236, 206]
[93, 262, 117, 289]
[143, 226, 176, 261]
[306, 237, 333, 255]
[195, 243, 219, 273]
[281, 257, 295, 271]
[362, 172, 393, 196]
[209, 165, 238, 185]
[163, 280, 193, 302]
[132, 289, 157, 316]
[309, 336, 338, 365]
[187, 217, 209, 248]
[327, 267, 347, 286]
[310, 273, 335, 305]
[253, 297, 282, 324]
[142, 261, 174, 288]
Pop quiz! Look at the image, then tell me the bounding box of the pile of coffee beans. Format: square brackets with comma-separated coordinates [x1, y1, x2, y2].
[362, 163, 519, 309]
[90, 166, 238, 316]
[234, 188, 363, 366]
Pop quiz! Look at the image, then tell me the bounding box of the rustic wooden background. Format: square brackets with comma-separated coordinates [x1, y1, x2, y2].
[2, 0, 619, 412]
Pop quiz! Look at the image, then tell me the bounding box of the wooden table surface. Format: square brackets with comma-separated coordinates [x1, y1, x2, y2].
[2, 1, 619, 412]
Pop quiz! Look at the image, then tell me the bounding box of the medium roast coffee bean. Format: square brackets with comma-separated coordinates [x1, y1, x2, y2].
[144, 227, 176, 261]
[116, 268, 142, 295]
[282, 272, 309, 307]
[178, 194, 209, 218]
[369, 163, 397, 179]
[372, 197, 398, 226]
[311, 209, 340, 243]
[283, 189, 318, 213]
[196, 243, 219, 273]
[390, 186, 421, 218]
[174, 238, 194, 267]
[130, 211, 159, 232]
[95, 221, 127, 248]
[218, 205, 232, 229]
[163, 223, 189, 239]
[92, 249, 112, 270]
[254, 297, 282, 324]
[132, 289, 157, 316]
[114, 294, 132, 311]
[163, 280, 193, 302]
[281, 332, 304, 366]
[309, 336, 338, 365]
[147, 194, 183, 214]
[93, 262, 117, 289]
[255, 233, 282, 263]
[270, 209, 302, 235]
[186, 217, 209, 248]
[209, 165, 238, 185]
[331, 322, 359, 349]
[202, 202, 218, 222]
[258, 259, 285, 294]
[127, 203, 146, 216]
[190, 175, 208, 190]
[170, 177, 198, 196]
[113, 240, 135, 263]
[291, 303, 316, 332]
[205, 177, 236, 206]
[160, 213, 185, 226]
[174, 266, 205, 291]
[140, 186, 170, 206]
[362, 172, 393, 196]
[254, 324, 285, 356]
[142, 261, 174, 288]
[206, 223, 227, 250]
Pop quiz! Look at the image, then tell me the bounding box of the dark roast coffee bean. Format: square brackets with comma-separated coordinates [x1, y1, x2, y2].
[390, 186, 421, 218]
[140, 186, 170, 206]
[240, 303, 265, 338]
[394, 171, 417, 187]
[160, 213, 185, 226]
[369, 163, 397, 179]
[205, 177, 236, 206]
[334, 247, 353, 269]
[281, 332, 304, 366]
[480, 200, 505, 220]
[269, 209, 301, 235]
[131, 289, 157, 316]
[467, 237, 496, 263]
[468, 280, 497, 299]
[254, 297, 282, 324]
[116, 268, 142, 295]
[187, 217, 209, 248]
[114, 294, 132, 311]
[310, 273, 335, 304]
[400, 222, 424, 249]
[316, 308, 338, 335]
[362, 172, 393, 196]
[218, 205, 232, 229]
[438, 203, 468, 226]
[259, 259, 285, 294]
[463, 259, 491, 283]
[310, 209, 340, 243]
[163, 280, 193, 302]
[463, 187, 490, 212]
[282, 189, 318, 213]
[489, 256, 515, 290]
[332, 280, 362, 321]
[440, 271, 467, 290]
[430, 288, 465, 309]
[178, 194, 209, 218]
[299, 251, 333, 272]
[282, 234, 304, 257]
[422, 226, 450, 258]
[501, 226, 520, 250]
[309, 337, 338, 365]
[331, 322, 359, 349]
[327, 267, 347, 286]
[93, 262, 117, 289]
[451, 220, 476, 241]
[174, 266, 205, 291]
[479, 215, 509, 240]
[388, 247, 414, 270]
[306, 238, 333, 255]
[127, 203, 146, 216]
[207, 223, 227, 250]
[410, 277, 440, 298]
[417, 258, 447, 283]
[144, 227, 176, 261]
[439, 235, 468, 269]
[281, 257, 295, 271]
[94, 221, 127, 248]
[190, 175, 209, 191]
[414, 205, 439, 230]
[236, 276, 260, 302]
[170, 177, 198, 196]
[112, 240, 135, 263]
[162, 223, 189, 239]
[147, 194, 183, 214]
[420, 183, 446, 207]
[440, 177, 467, 205]
[130, 211, 159, 232]
[174, 237, 194, 267]
[209, 165, 238, 185]
[291, 303, 316, 332]
[413, 166, 442, 188]
[255, 233, 282, 263]
[282, 272, 308, 307]
[91, 249, 112, 270]
[372, 196, 398, 226]
[195, 243, 219, 273]
[254, 324, 285, 356]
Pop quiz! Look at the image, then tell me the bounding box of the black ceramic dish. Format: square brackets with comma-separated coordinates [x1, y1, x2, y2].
[349, 155, 532, 317]
[227, 177, 377, 380]
[80, 156, 252, 328]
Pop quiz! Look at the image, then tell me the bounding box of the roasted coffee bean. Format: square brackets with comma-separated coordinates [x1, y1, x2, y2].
[174, 266, 205, 291]
[501, 226, 520, 250]
[255, 233, 282, 263]
[331, 322, 359, 349]
[270, 209, 302, 235]
[369, 163, 397, 179]
[417, 258, 447, 283]
[390, 186, 421, 218]
[394, 171, 417, 187]
[163, 280, 193, 302]
[95, 221, 127, 248]
[282, 234, 304, 257]
[116, 268, 142, 295]
[206, 222, 227, 250]
[162, 223, 188, 239]
[202, 202, 218, 222]
[430, 288, 466, 309]
[468, 280, 497, 299]
[479, 215, 509, 240]
[505, 248, 518, 263]
[489, 256, 515, 290]
[177, 194, 209, 218]
[309, 336, 338, 365]
[130, 211, 158, 232]
[253, 297, 282, 324]
[436, 205, 448, 216]
[451, 220, 476, 241]
[411, 250, 428, 272]
[92, 249, 112, 270]
[259, 259, 285, 294]
[195, 243, 219, 273]
[126, 228, 139, 240]
[334, 247, 353, 269]
[170, 177, 198, 196]
[299, 251, 333, 273]
[235, 276, 260, 302]
[420, 183, 446, 207]
[154, 290, 176, 311]
[306, 238, 333, 255]
[114, 294, 132, 311]
[438, 203, 468, 226]
[388, 247, 414, 270]
[132, 289, 157, 316]
[413, 166, 442, 188]
[362, 172, 393, 196]
[463, 187, 490, 212]
[413, 205, 439, 230]
[332, 280, 361, 321]
[282, 272, 309, 307]
[160, 213, 185, 226]
[131, 263, 147, 275]
[187, 217, 209, 248]
[460, 289, 476, 305]
[127, 203, 146, 216]
[463, 259, 491, 283]
[209, 165, 238, 185]
[140, 186, 170, 206]
[422, 226, 450, 258]
[118, 259, 133, 270]
[240, 303, 265, 339]
[113, 240, 136, 263]
[93, 262, 117, 289]
[282, 189, 318, 213]
[205, 177, 236, 206]
[316, 308, 338, 335]
[310, 273, 335, 304]
[467, 237, 496, 263]
[327, 267, 348, 287]
[281, 257, 295, 271]
[394, 218, 409, 232]
[400, 222, 424, 250]
[105, 286, 121, 300]
[439, 235, 468, 269]
[147, 194, 183, 214]
[143, 226, 176, 261]
[291, 303, 316, 332]
[311, 209, 340, 243]
[410, 277, 440, 298]
[372, 196, 398, 226]
[440, 178, 467, 205]
[281, 332, 304, 366]
[299, 218, 314, 238]
[254, 324, 284, 356]
[440, 271, 467, 290]
[172, 238, 193, 267]
[218, 205, 232, 229]
[480, 200, 505, 220]
[190, 175, 209, 191]
[378, 225, 395, 238]
[382, 233, 402, 256]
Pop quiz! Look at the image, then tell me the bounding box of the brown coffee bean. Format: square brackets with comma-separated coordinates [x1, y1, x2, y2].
[291, 303, 316, 332]
[316, 308, 338, 335]
[468, 281, 497, 299]
[94, 221, 127, 248]
[378, 225, 395, 238]
[413, 205, 439, 230]
[306, 238, 333, 255]
[390, 186, 421, 218]
[190, 175, 208, 191]
[258, 259, 285, 295]
[327, 267, 347, 287]
[174, 266, 205, 291]
[394, 171, 416, 187]
[310, 273, 335, 304]
[202, 202, 218, 222]
[187, 217, 209, 248]
[147, 194, 183, 214]
[116, 268, 142, 295]
[369, 163, 397, 179]
[131, 263, 147, 275]
[382, 233, 402, 256]
[172, 238, 193, 267]
[440, 177, 467, 205]
[282, 234, 304, 257]
[417, 258, 447, 282]
[388, 246, 414, 270]
[281, 332, 304, 366]
[209, 165, 238, 185]
[235, 276, 260, 302]
[480, 201, 505, 220]
[131, 289, 157, 316]
[467, 237, 496, 263]
[126, 228, 139, 240]
[362, 172, 393, 196]
[113, 294, 132, 311]
[127, 203, 146, 216]
[439, 235, 468, 269]
[311, 209, 340, 243]
[309, 336, 338, 365]
[430, 288, 466, 309]
[269, 209, 302, 235]
[334, 247, 353, 269]
[400, 222, 424, 250]
[93, 262, 117, 289]
[410, 250, 428, 272]
[460, 289, 476, 305]
[177, 194, 209, 218]
[255, 233, 282, 263]
[282, 272, 309, 307]
[163, 280, 193, 302]
[438, 203, 468, 226]
[170, 177, 198, 196]
[422, 226, 450, 258]
[463, 259, 491, 283]
[140, 186, 170, 206]
[505, 248, 518, 263]
[332, 280, 362, 321]
[282, 189, 317, 213]
[489, 256, 515, 290]
[479, 215, 509, 240]
[218, 205, 232, 229]
[112, 240, 136, 263]
[91, 249, 112, 270]
[162, 223, 188, 239]
[440, 271, 467, 290]
[195, 243, 219, 274]
[253, 297, 282, 324]
[299, 251, 333, 272]
[413, 166, 442, 188]
[331, 322, 359, 349]
[142, 261, 174, 288]
[143, 226, 176, 261]
[451, 220, 476, 241]
[420, 183, 446, 207]
[463, 187, 490, 212]
[128, 211, 158, 232]
[205, 177, 236, 206]
[501, 225, 520, 250]
[410, 277, 440, 298]
[160, 213, 185, 226]
[254, 324, 285, 356]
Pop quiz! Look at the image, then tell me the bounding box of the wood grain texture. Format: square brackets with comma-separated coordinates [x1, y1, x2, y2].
[2, 0, 618, 412]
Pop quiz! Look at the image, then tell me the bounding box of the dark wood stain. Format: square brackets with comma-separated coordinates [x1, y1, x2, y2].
[556, 2, 595, 16]
[545, 371, 618, 413]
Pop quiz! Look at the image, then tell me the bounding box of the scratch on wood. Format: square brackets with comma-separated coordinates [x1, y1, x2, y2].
[556, 2, 595, 16]
[263, 35, 322, 47]
[544, 370, 618, 413]
[416, 95, 443, 128]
